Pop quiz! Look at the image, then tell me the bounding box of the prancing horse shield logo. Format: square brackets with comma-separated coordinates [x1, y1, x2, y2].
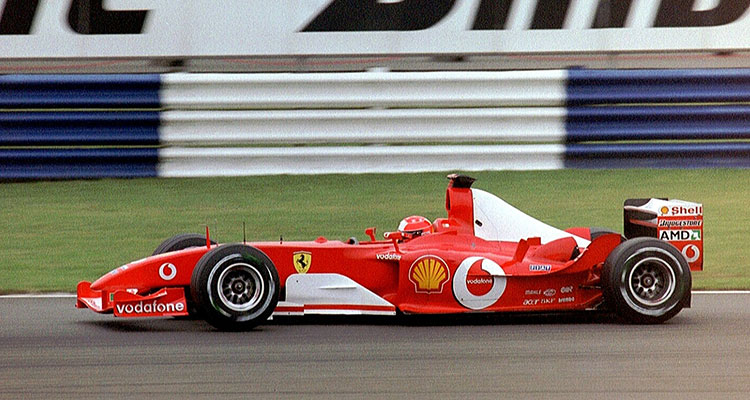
[293, 251, 312, 274]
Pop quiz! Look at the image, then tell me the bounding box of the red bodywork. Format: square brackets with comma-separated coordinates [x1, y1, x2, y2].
[77, 179, 627, 318]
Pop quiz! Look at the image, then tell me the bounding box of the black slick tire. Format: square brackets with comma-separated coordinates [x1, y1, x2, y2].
[152, 233, 216, 318]
[190, 244, 279, 331]
[602, 237, 691, 324]
[152, 233, 215, 256]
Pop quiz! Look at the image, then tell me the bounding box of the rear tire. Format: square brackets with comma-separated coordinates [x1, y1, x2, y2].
[190, 244, 279, 331]
[602, 238, 691, 324]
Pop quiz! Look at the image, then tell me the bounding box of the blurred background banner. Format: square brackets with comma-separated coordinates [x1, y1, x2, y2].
[3, 1, 750, 179]
[4, 0, 750, 71]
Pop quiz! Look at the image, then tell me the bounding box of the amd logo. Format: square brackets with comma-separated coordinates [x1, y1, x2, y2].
[659, 229, 701, 241]
[302, 0, 750, 31]
[0, 0, 148, 35]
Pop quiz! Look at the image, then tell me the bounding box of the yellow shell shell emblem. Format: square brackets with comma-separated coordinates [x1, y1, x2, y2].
[409, 255, 449, 294]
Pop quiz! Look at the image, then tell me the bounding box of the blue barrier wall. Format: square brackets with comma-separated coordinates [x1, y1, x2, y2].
[0, 74, 160, 179]
[0, 148, 158, 179]
[0, 112, 160, 146]
[564, 69, 750, 169]
[566, 69, 750, 105]
[0, 74, 160, 108]
[566, 106, 750, 142]
[565, 143, 750, 169]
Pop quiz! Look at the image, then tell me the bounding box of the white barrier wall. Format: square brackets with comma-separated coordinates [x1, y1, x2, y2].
[157, 70, 567, 175]
[160, 71, 567, 109]
[158, 145, 566, 177]
[161, 108, 565, 145]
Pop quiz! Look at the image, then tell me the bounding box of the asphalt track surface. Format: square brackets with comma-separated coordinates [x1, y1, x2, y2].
[1, 293, 748, 399]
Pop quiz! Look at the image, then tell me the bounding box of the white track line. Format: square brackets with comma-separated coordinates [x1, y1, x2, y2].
[1, 291, 749, 299]
[691, 291, 750, 295]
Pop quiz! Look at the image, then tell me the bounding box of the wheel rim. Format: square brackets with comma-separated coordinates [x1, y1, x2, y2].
[626, 255, 676, 307]
[215, 262, 265, 312]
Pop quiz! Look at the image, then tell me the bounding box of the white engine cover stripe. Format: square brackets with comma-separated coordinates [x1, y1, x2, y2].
[472, 188, 590, 247]
[283, 274, 396, 315]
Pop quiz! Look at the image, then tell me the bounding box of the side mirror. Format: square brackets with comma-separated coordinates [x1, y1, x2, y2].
[383, 231, 403, 254]
[365, 227, 377, 242]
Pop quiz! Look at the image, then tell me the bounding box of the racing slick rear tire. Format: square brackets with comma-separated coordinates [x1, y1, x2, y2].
[152, 233, 215, 256]
[153, 233, 217, 318]
[190, 244, 279, 331]
[602, 237, 691, 324]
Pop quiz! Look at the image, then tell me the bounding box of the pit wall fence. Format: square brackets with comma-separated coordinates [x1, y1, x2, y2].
[1, 69, 749, 179]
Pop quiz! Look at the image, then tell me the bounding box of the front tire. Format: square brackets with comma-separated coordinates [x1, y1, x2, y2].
[152, 233, 216, 318]
[602, 237, 691, 324]
[152, 233, 215, 256]
[190, 244, 279, 331]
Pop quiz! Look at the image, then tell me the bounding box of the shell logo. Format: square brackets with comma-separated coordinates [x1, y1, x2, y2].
[409, 255, 449, 294]
[660, 206, 669, 215]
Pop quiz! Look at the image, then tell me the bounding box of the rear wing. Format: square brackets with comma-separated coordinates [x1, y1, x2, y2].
[624, 199, 703, 271]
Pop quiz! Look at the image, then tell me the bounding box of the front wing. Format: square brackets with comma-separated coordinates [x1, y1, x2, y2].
[76, 281, 189, 317]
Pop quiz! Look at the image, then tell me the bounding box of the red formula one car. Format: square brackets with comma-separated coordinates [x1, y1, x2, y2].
[77, 175, 703, 330]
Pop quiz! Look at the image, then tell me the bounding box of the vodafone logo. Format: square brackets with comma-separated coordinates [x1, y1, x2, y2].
[159, 263, 177, 281]
[452, 257, 506, 310]
[115, 300, 185, 315]
[466, 276, 493, 297]
[682, 244, 701, 263]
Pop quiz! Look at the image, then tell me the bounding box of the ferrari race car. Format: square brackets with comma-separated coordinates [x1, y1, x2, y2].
[77, 175, 703, 330]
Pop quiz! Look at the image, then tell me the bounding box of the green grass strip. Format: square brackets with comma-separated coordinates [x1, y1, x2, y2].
[1, 169, 747, 293]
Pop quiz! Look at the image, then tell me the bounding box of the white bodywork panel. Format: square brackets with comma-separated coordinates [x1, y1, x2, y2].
[624, 198, 703, 224]
[275, 273, 396, 316]
[471, 189, 590, 247]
